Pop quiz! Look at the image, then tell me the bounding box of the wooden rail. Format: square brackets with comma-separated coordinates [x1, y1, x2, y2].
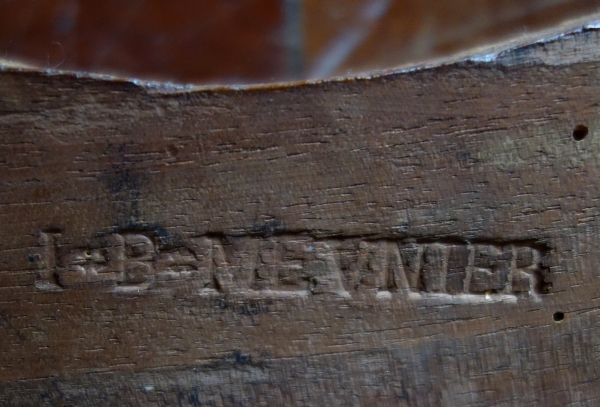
[2, 14, 600, 406]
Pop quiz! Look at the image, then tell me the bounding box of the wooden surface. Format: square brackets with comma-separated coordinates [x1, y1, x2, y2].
[2, 0, 600, 84]
[305, 0, 600, 78]
[0, 0, 288, 84]
[3, 15, 600, 406]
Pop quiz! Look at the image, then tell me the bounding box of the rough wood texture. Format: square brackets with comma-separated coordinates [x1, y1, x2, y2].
[2, 16, 600, 406]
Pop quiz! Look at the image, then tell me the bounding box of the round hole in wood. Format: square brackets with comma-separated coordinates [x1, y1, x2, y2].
[573, 125, 588, 141]
[553, 311, 565, 322]
[166, 144, 179, 157]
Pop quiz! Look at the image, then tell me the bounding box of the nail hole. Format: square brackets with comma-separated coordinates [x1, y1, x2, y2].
[572, 125, 588, 141]
[553, 311, 564, 322]
[166, 144, 178, 158]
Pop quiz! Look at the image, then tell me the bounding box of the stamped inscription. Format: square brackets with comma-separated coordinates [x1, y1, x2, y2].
[32, 231, 549, 300]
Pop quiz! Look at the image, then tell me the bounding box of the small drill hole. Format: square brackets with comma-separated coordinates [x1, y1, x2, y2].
[553, 312, 564, 322]
[166, 144, 178, 158]
[573, 125, 588, 141]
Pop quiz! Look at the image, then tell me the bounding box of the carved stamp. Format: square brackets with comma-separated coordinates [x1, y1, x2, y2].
[32, 231, 550, 300]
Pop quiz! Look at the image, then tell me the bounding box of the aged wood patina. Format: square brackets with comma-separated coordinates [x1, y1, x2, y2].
[2, 15, 600, 407]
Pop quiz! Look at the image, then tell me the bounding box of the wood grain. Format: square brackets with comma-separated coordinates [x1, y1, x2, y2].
[0, 0, 287, 84]
[304, 0, 600, 78]
[2, 15, 600, 406]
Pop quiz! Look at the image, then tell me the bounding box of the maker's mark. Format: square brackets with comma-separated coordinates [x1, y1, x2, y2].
[32, 231, 550, 301]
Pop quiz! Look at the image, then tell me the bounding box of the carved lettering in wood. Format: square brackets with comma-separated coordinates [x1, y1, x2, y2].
[32, 231, 549, 300]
